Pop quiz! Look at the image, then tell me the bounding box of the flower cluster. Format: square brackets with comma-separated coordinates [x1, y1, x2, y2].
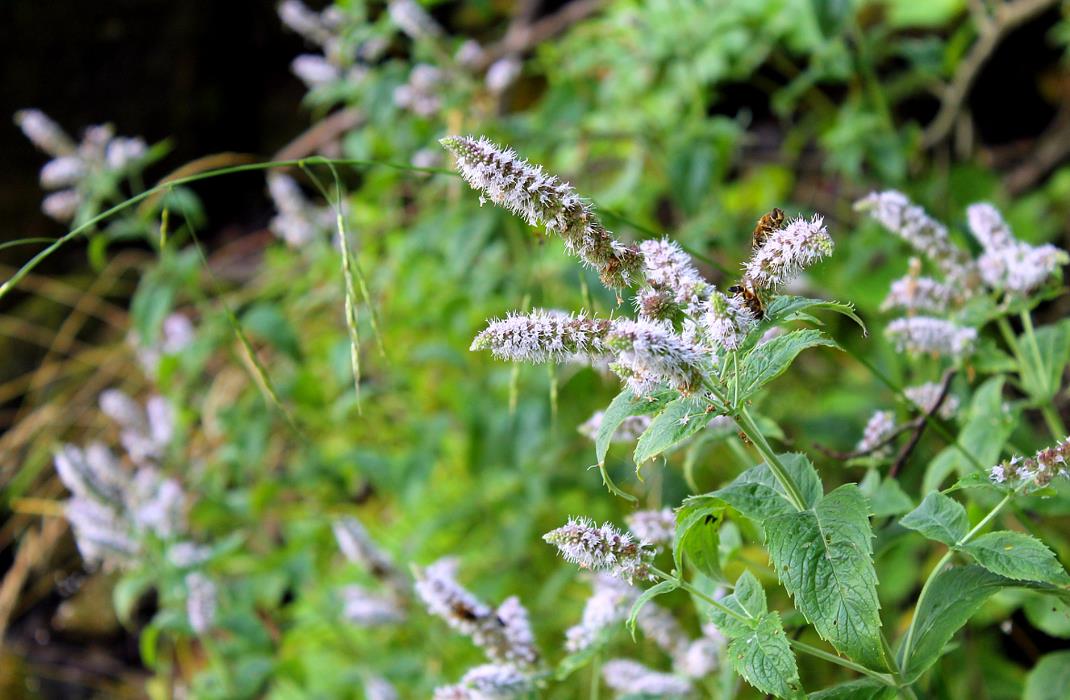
[55, 391, 190, 570]
[441, 136, 644, 288]
[470, 310, 611, 363]
[267, 173, 337, 247]
[333, 516, 409, 595]
[394, 64, 444, 117]
[636, 238, 711, 319]
[854, 190, 977, 290]
[990, 436, 1070, 489]
[601, 659, 692, 697]
[903, 381, 959, 419]
[131, 312, 195, 375]
[15, 109, 147, 222]
[278, 0, 377, 90]
[342, 585, 406, 626]
[885, 317, 977, 358]
[855, 410, 897, 455]
[185, 572, 218, 635]
[416, 558, 540, 696]
[704, 290, 757, 351]
[606, 319, 706, 395]
[625, 508, 675, 549]
[432, 664, 534, 700]
[743, 214, 833, 290]
[543, 517, 654, 583]
[881, 259, 954, 314]
[967, 203, 1068, 295]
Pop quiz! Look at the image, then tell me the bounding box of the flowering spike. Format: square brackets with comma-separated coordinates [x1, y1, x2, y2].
[14, 109, 76, 157]
[968, 203, 1068, 295]
[606, 319, 706, 395]
[440, 135, 643, 287]
[636, 238, 710, 318]
[185, 573, 217, 635]
[543, 517, 654, 583]
[990, 436, 1070, 489]
[885, 317, 977, 357]
[578, 410, 651, 444]
[856, 410, 897, 455]
[703, 290, 757, 351]
[565, 574, 635, 652]
[470, 310, 611, 363]
[743, 215, 833, 289]
[601, 659, 691, 697]
[342, 585, 406, 626]
[903, 382, 958, 419]
[625, 508, 675, 548]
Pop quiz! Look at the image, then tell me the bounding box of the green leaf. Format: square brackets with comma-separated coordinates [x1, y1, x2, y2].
[673, 500, 724, 582]
[736, 330, 839, 403]
[633, 395, 713, 467]
[923, 377, 1017, 492]
[859, 470, 914, 517]
[810, 0, 853, 38]
[1023, 592, 1070, 638]
[808, 679, 897, 699]
[900, 492, 968, 546]
[597, 389, 674, 465]
[1024, 650, 1070, 700]
[709, 570, 767, 637]
[554, 639, 606, 680]
[626, 579, 678, 639]
[765, 484, 884, 668]
[706, 453, 823, 521]
[760, 296, 866, 336]
[902, 565, 1011, 681]
[727, 611, 804, 699]
[113, 570, 154, 626]
[1018, 319, 1070, 404]
[242, 303, 301, 360]
[959, 531, 1070, 585]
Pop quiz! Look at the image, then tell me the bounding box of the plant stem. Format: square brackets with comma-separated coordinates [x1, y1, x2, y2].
[734, 405, 808, 511]
[898, 492, 1014, 668]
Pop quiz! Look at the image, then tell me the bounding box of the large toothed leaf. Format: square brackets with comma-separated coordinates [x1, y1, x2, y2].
[901, 565, 1013, 681]
[708, 452, 823, 521]
[960, 531, 1070, 585]
[596, 389, 674, 465]
[900, 492, 968, 546]
[765, 484, 884, 668]
[736, 329, 840, 403]
[727, 611, 804, 699]
[673, 499, 724, 582]
[633, 395, 713, 467]
[708, 569, 767, 637]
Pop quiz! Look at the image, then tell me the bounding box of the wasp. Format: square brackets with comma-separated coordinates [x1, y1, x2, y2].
[751, 207, 784, 251]
[728, 280, 765, 320]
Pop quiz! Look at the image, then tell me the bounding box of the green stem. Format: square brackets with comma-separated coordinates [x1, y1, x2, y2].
[899, 492, 1014, 668]
[735, 405, 808, 511]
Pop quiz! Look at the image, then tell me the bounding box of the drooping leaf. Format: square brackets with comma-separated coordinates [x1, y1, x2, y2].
[626, 579, 678, 639]
[959, 531, 1070, 585]
[1024, 650, 1070, 700]
[760, 295, 866, 335]
[596, 389, 674, 465]
[765, 484, 884, 668]
[902, 565, 1012, 681]
[707, 452, 823, 521]
[736, 330, 840, 403]
[1023, 592, 1070, 638]
[900, 492, 968, 546]
[633, 395, 713, 467]
[673, 500, 724, 582]
[708, 569, 767, 637]
[727, 611, 804, 699]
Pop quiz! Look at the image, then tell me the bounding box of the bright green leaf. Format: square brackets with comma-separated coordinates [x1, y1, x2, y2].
[960, 531, 1070, 585]
[634, 395, 713, 466]
[727, 611, 804, 699]
[626, 579, 679, 639]
[900, 492, 968, 546]
[596, 389, 674, 465]
[736, 329, 840, 403]
[1024, 650, 1070, 700]
[808, 678, 897, 699]
[707, 452, 823, 521]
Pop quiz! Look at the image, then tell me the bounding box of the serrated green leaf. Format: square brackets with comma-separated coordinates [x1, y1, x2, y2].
[727, 611, 804, 699]
[900, 492, 968, 546]
[633, 395, 712, 467]
[673, 500, 724, 582]
[923, 377, 1017, 492]
[959, 531, 1070, 585]
[808, 678, 896, 699]
[596, 389, 674, 465]
[859, 471, 914, 517]
[765, 484, 883, 668]
[708, 570, 768, 637]
[902, 565, 1011, 681]
[626, 579, 678, 639]
[707, 452, 823, 521]
[760, 296, 866, 336]
[736, 329, 840, 403]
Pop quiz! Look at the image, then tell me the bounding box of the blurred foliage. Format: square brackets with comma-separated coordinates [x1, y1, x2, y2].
[3, 0, 1070, 699]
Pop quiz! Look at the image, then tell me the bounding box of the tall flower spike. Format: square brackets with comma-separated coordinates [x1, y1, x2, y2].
[433, 664, 533, 700]
[14, 109, 76, 157]
[606, 319, 706, 395]
[743, 214, 833, 289]
[185, 573, 217, 635]
[470, 310, 611, 363]
[441, 136, 643, 287]
[565, 574, 636, 652]
[855, 190, 977, 289]
[333, 517, 407, 593]
[704, 290, 757, 351]
[543, 517, 654, 583]
[856, 410, 897, 455]
[881, 271, 954, 314]
[885, 317, 977, 357]
[625, 508, 675, 549]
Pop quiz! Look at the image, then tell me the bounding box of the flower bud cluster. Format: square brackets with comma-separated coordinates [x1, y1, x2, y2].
[990, 436, 1070, 489]
[967, 203, 1068, 296]
[543, 517, 654, 583]
[15, 109, 147, 222]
